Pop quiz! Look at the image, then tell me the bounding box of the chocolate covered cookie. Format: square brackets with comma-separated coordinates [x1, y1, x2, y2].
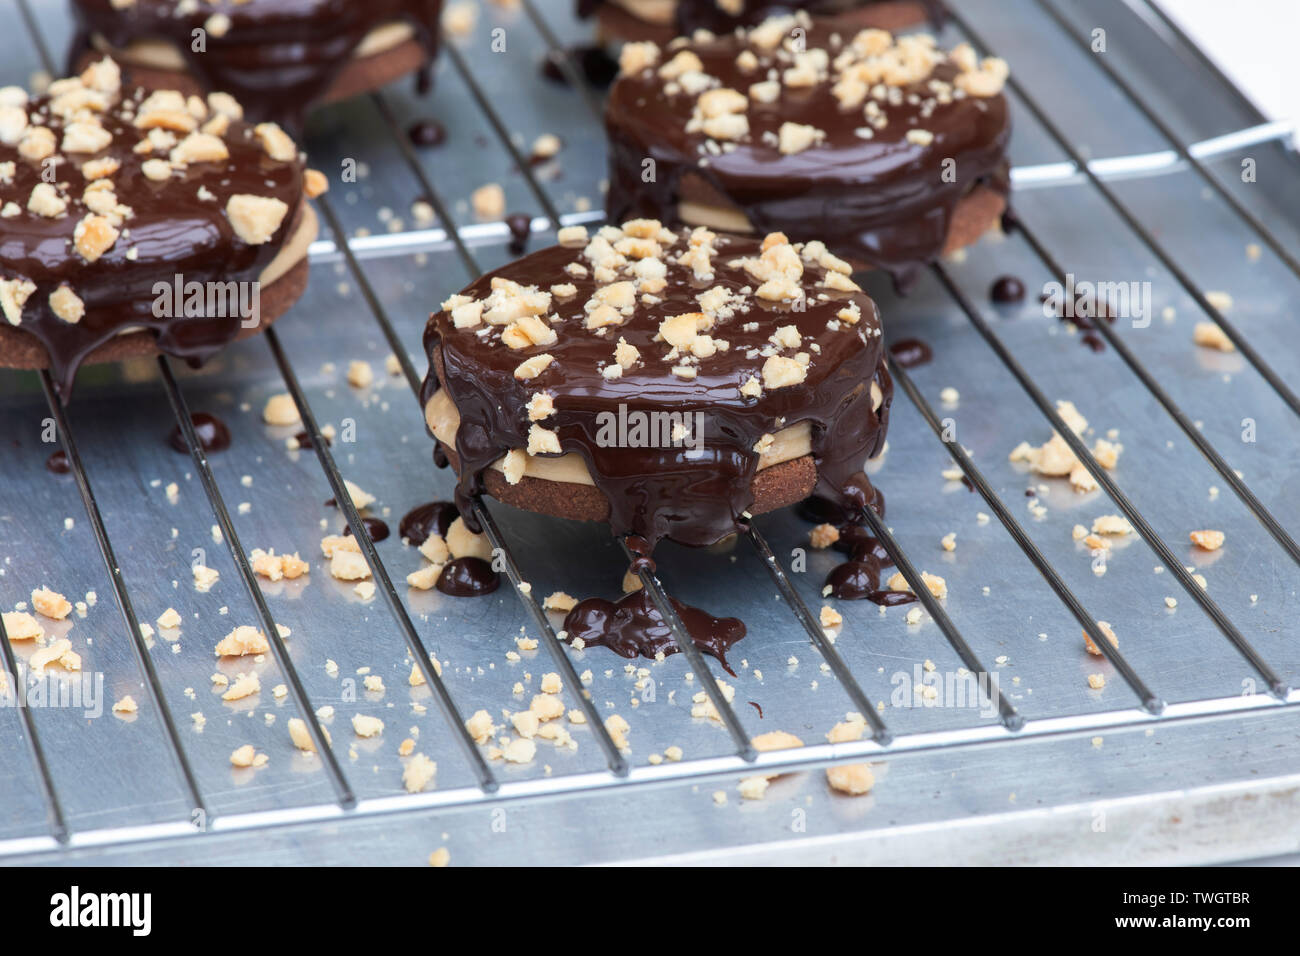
[579, 0, 938, 46]
[0, 58, 319, 397]
[421, 220, 891, 552]
[68, 0, 442, 128]
[605, 14, 1012, 288]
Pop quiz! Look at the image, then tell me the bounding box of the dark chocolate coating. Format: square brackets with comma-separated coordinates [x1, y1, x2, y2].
[605, 18, 1011, 289]
[68, 0, 442, 127]
[421, 227, 892, 552]
[578, 0, 943, 36]
[0, 68, 306, 398]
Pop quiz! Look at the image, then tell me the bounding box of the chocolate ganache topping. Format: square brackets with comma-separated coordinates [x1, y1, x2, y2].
[421, 220, 892, 552]
[0, 58, 311, 398]
[605, 14, 1012, 289]
[69, 0, 442, 127]
[578, 0, 944, 37]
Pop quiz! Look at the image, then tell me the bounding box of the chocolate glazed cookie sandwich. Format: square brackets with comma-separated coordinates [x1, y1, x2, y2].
[606, 14, 1011, 289]
[421, 219, 891, 559]
[0, 58, 321, 398]
[579, 0, 941, 47]
[68, 0, 442, 128]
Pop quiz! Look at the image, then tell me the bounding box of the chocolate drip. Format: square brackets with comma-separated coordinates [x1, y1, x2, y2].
[435, 556, 500, 596]
[422, 231, 892, 553]
[604, 24, 1011, 289]
[167, 412, 232, 454]
[69, 0, 442, 128]
[399, 501, 459, 544]
[563, 589, 745, 673]
[541, 46, 620, 87]
[1, 81, 305, 400]
[505, 213, 533, 254]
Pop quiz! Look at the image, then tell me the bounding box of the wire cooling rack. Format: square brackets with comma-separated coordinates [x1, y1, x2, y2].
[1, 0, 1298, 865]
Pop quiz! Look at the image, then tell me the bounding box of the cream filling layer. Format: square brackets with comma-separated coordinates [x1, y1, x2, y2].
[260, 201, 318, 286]
[424, 379, 884, 487]
[89, 21, 415, 72]
[678, 199, 756, 235]
[609, 0, 681, 26]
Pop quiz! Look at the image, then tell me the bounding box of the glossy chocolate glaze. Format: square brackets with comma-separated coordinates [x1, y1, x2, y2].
[563, 589, 745, 672]
[421, 227, 892, 552]
[605, 18, 1011, 289]
[0, 68, 305, 399]
[69, 0, 442, 127]
[578, 0, 945, 35]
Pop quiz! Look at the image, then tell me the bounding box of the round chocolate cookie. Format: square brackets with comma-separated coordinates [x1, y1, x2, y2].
[421, 220, 892, 551]
[0, 58, 319, 398]
[581, 0, 938, 46]
[606, 13, 1013, 289]
[68, 0, 443, 128]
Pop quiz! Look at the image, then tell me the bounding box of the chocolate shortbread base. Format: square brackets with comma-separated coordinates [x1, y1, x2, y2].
[75, 38, 430, 111]
[440, 439, 820, 523]
[594, 0, 928, 45]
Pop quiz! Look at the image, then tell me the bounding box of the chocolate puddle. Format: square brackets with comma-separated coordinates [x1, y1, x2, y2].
[399, 501, 460, 545]
[563, 589, 744, 674]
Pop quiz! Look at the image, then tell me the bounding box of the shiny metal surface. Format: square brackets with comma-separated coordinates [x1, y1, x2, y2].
[1, 0, 1298, 865]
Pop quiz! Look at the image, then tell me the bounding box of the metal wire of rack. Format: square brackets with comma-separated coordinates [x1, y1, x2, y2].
[1, 0, 1298, 863]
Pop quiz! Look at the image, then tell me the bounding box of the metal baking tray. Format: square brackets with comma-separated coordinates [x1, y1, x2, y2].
[2, 0, 1298, 865]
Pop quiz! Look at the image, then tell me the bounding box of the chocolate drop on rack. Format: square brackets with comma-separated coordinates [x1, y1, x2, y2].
[168, 413, 232, 455]
[343, 517, 392, 543]
[435, 556, 500, 596]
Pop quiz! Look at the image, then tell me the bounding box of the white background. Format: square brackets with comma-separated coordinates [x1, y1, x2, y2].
[1160, 0, 1299, 135]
